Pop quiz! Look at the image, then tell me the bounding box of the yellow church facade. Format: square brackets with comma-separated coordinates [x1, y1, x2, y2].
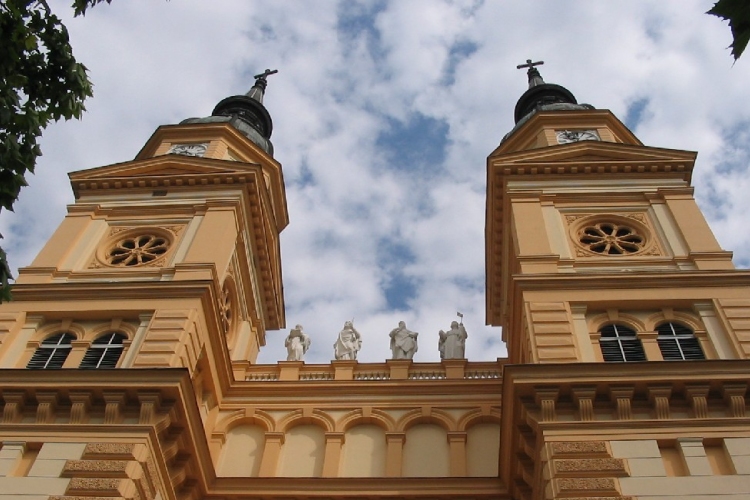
[0, 66, 748, 500]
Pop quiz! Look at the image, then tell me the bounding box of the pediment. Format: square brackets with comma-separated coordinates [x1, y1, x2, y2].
[491, 141, 696, 166]
[69, 155, 260, 182]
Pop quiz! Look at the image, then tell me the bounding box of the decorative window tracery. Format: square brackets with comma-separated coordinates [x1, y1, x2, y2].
[107, 233, 170, 266]
[220, 284, 233, 334]
[91, 225, 185, 270]
[27, 332, 75, 369]
[579, 221, 645, 255]
[567, 213, 659, 257]
[219, 278, 239, 348]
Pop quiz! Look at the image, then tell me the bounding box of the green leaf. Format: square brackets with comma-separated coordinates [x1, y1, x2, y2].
[24, 34, 38, 50]
[708, 0, 750, 60]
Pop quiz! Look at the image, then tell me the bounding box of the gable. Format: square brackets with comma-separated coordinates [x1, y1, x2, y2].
[69, 155, 261, 182]
[490, 141, 697, 167]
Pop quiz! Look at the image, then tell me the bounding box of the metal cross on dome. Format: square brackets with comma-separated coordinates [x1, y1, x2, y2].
[254, 68, 279, 82]
[516, 59, 544, 70]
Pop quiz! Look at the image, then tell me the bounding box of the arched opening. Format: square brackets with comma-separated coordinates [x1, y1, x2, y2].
[402, 424, 449, 477]
[80, 332, 126, 368]
[217, 424, 265, 477]
[656, 322, 705, 360]
[599, 324, 646, 362]
[27, 333, 75, 369]
[278, 425, 325, 477]
[467, 423, 500, 477]
[340, 424, 386, 477]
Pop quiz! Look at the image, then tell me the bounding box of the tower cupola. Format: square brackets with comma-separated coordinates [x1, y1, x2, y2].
[513, 60, 588, 123]
[182, 69, 278, 155]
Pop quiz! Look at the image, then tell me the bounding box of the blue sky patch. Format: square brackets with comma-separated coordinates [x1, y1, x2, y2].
[293, 161, 316, 188]
[378, 239, 417, 311]
[442, 40, 479, 86]
[624, 97, 649, 131]
[716, 122, 750, 175]
[697, 181, 730, 221]
[336, 1, 387, 62]
[376, 114, 449, 174]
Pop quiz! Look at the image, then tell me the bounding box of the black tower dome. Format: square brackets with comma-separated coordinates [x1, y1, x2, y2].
[513, 60, 586, 124]
[182, 69, 278, 155]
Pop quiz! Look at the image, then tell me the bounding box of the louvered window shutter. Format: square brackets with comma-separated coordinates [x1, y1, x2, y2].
[657, 322, 705, 360]
[599, 324, 646, 362]
[27, 333, 75, 369]
[80, 333, 126, 369]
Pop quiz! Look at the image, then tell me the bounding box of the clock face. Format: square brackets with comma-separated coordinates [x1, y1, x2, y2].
[168, 143, 208, 157]
[556, 130, 601, 144]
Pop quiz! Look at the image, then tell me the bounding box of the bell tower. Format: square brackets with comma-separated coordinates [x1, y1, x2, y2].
[0, 70, 287, 375]
[487, 60, 747, 365]
[491, 62, 750, 500]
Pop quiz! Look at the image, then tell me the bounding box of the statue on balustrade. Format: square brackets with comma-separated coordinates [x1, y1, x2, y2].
[438, 321, 467, 359]
[333, 320, 362, 360]
[389, 320, 418, 359]
[285, 324, 311, 361]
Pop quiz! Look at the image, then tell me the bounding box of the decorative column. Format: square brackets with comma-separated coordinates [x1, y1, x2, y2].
[69, 391, 92, 424]
[535, 388, 559, 422]
[322, 433, 345, 477]
[137, 392, 162, 424]
[609, 386, 634, 420]
[2, 391, 25, 423]
[385, 432, 405, 477]
[649, 385, 672, 420]
[686, 385, 709, 419]
[35, 391, 58, 424]
[723, 383, 747, 417]
[447, 432, 467, 476]
[65, 340, 89, 368]
[103, 391, 126, 424]
[572, 386, 597, 421]
[258, 432, 284, 477]
[639, 331, 663, 361]
[208, 432, 225, 466]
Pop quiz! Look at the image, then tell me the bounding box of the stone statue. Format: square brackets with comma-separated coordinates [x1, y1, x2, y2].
[285, 324, 311, 361]
[333, 321, 362, 360]
[389, 321, 418, 359]
[438, 321, 467, 359]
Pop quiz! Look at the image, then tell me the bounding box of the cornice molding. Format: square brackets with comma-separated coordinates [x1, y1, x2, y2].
[212, 476, 507, 498]
[9, 278, 216, 302]
[509, 269, 750, 291]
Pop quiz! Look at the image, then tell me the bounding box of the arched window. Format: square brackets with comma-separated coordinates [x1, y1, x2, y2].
[27, 333, 75, 369]
[80, 333, 126, 369]
[656, 322, 705, 360]
[599, 324, 646, 362]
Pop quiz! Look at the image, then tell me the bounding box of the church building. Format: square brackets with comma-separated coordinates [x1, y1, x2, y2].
[0, 62, 748, 500]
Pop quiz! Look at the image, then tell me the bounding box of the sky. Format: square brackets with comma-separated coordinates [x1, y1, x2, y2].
[2, 0, 750, 364]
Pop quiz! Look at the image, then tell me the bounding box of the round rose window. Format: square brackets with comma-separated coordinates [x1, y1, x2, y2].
[107, 234, 170, 266]
[578, 222, 645, 255]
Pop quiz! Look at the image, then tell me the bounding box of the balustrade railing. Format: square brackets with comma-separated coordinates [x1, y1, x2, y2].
[241, 360, 504, 382]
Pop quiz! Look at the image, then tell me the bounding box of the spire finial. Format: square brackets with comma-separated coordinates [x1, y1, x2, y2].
[254, 68, 278, 87]
[516, 59, 545, 88]
[247, 68, 279, 103]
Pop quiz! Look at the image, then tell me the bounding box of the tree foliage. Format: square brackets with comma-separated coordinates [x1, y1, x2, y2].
[0, 0, 110, 302]
[708, 0, 750, 60]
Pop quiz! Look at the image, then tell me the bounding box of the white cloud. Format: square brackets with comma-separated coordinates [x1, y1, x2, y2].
[3, 0, 750, 366]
